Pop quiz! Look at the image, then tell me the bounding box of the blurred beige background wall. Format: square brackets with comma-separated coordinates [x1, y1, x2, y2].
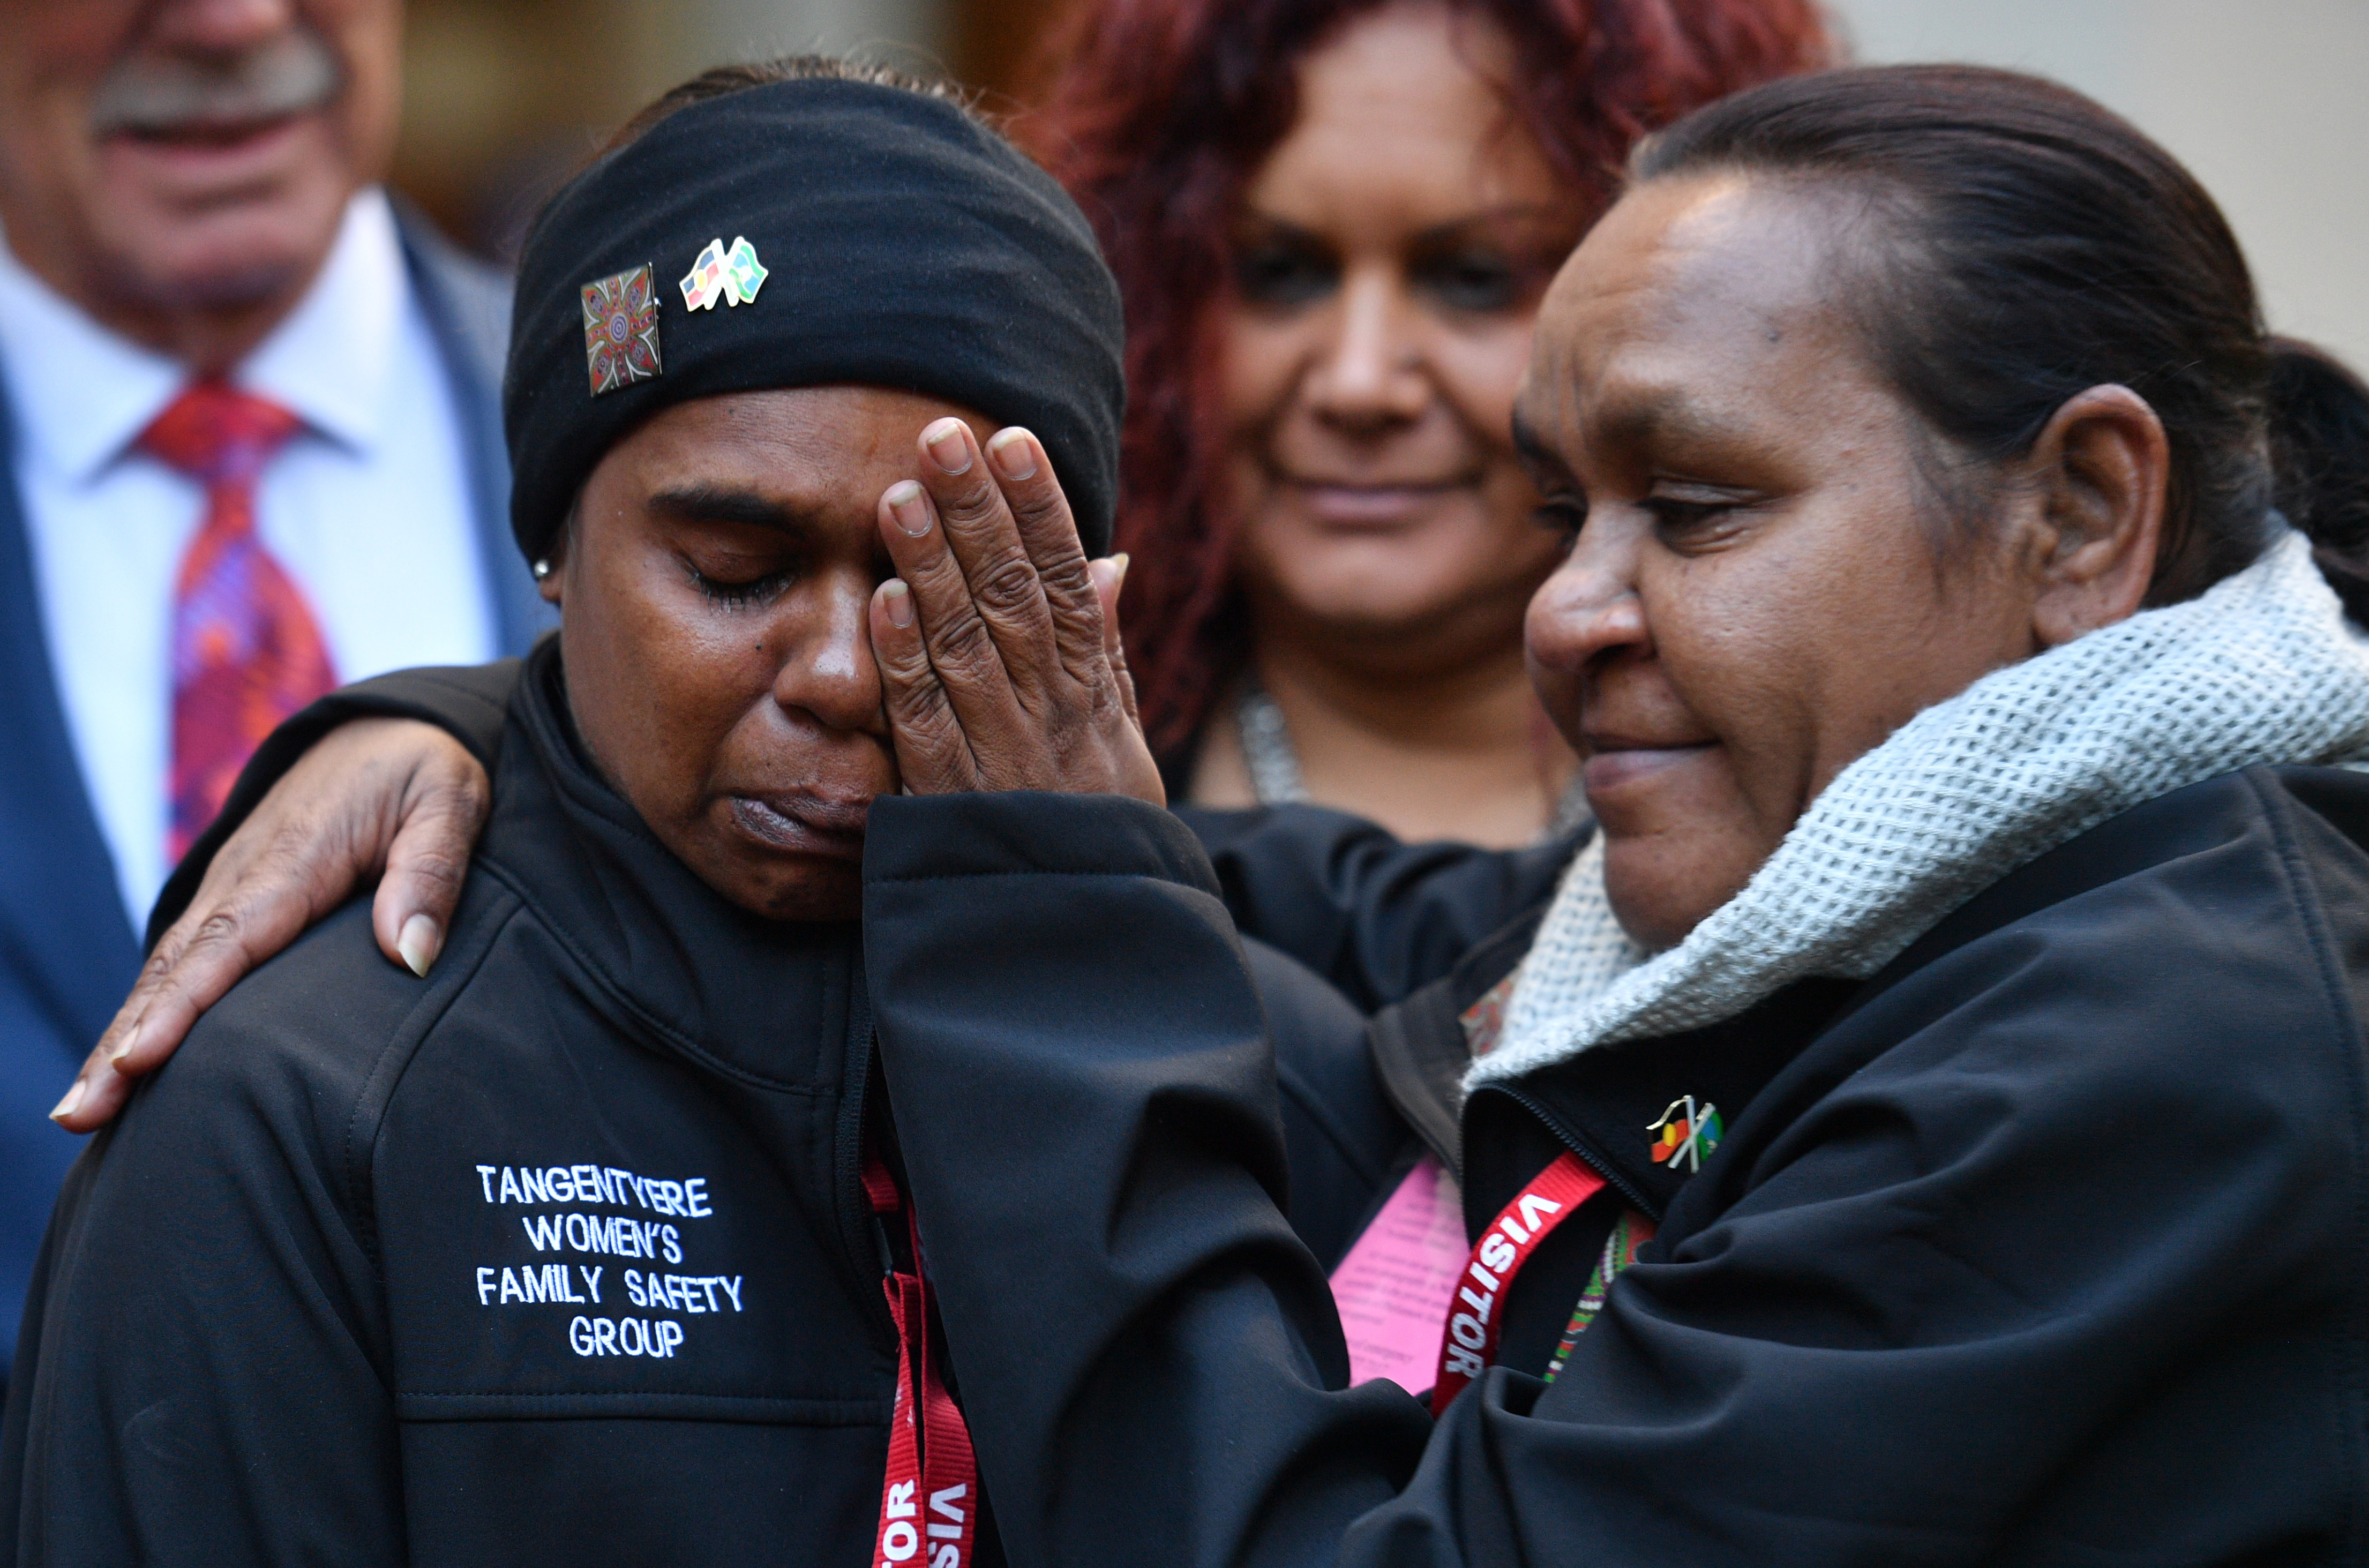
[392, 0, 2366, 374]
[389, 0, 1038, 261]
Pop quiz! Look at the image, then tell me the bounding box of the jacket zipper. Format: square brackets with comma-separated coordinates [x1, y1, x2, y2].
[834, 964, 898, 1348]
[1483, 1083, 1666, 1224]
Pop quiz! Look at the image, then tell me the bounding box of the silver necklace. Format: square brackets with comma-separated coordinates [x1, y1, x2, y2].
[1236, 686, 1311, 805]
[1234, 682, 1591, 840]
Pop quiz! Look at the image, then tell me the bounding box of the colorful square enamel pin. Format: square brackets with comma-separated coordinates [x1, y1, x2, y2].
[680, 236, 768, 311]
[582, 263, 662, 396]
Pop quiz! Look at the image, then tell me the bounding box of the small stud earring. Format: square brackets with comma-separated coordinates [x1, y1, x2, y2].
[533, 559, 552, 581]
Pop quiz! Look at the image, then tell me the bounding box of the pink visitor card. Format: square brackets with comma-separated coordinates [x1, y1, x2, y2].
[1328, 1153, 1468, 1393]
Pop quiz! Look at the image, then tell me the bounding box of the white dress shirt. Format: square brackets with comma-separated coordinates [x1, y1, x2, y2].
[0, 188, 496, 928]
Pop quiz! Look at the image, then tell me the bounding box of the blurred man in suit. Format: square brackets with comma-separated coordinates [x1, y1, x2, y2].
[0, 0, 542, 1373]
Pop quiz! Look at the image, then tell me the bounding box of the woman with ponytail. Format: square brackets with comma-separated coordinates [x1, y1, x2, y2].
[851, 65, 2369, 1564]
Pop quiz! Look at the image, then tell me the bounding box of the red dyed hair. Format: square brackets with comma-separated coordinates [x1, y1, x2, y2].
[1011, 0, 1834, 762]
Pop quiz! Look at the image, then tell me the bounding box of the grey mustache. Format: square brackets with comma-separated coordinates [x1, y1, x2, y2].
[89, 29, 341, 136]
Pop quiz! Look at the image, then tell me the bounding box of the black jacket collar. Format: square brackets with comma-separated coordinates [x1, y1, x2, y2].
[1463, 979, 1859, 1224]
[479, 639, 862, 1092]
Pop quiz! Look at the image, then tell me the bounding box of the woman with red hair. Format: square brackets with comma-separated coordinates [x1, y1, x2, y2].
[1022, 0, 1831, 845]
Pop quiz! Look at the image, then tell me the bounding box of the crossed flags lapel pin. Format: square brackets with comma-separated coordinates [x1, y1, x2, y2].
[1648, 1096, 1723, 1173]
[680, 236, 769, 311]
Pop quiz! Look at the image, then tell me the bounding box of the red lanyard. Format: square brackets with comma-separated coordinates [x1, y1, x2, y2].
[865, 1157, 978, 1568]
[1430, 1150, 1605, 1416]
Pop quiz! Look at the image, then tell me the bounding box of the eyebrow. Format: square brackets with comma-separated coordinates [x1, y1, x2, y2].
[1593, 386, 1755, 453]
[1512, 385, 1759, 476]
[644, 483, 805, 534]
[1409, 204, 1577, 249]
[1239, 202, 1573, 252]
[1509, 407, 1569, 476]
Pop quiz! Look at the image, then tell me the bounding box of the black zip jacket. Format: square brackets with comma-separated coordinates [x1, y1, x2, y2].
[865, 766, 2369, 1566]
[0, 649, 1546, 1565]
[136, 658, 1571, 1274]
[3, 644, 935, 1564]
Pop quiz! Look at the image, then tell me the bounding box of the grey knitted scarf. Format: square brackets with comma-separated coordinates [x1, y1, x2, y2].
[1474, 528, 2369, 1087]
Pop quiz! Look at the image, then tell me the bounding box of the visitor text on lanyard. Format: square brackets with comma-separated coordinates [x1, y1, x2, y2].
[865, 1156, 977, 1568]
[1430, 1150, 1603, 1416]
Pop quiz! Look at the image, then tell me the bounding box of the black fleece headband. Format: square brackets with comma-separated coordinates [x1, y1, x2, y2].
[504, 77, 1126, 562]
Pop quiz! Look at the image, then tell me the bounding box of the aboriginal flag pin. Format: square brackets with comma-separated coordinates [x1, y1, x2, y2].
[679, 239, 729, 311]
[1648, 1096, 1722, 1172]
[582, 263, 662, 396]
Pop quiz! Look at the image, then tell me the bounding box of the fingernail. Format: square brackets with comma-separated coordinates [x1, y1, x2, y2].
[886, 480, 932, 537]
[923, 418, 972, 475]
[49, 1081, 83, 1123]
[988, 427, 1037, 481]
[106, 1019, 144, 1071]
[1113, 551, 1130, 588]
[398, 913, 441, 978]
[882, 579, 914, 629]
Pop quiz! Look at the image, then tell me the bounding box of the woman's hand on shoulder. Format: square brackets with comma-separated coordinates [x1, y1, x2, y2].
[868, 418, 1164, 805]
[52, 718, 491, 1132]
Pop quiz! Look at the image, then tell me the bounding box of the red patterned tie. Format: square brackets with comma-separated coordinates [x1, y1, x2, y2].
[143, 381, 335, 862]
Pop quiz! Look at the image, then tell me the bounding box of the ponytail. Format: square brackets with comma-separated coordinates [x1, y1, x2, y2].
[2269, 336, 2369, 622]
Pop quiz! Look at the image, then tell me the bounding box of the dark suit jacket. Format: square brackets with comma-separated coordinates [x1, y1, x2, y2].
[0, 202, 542, 1373]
